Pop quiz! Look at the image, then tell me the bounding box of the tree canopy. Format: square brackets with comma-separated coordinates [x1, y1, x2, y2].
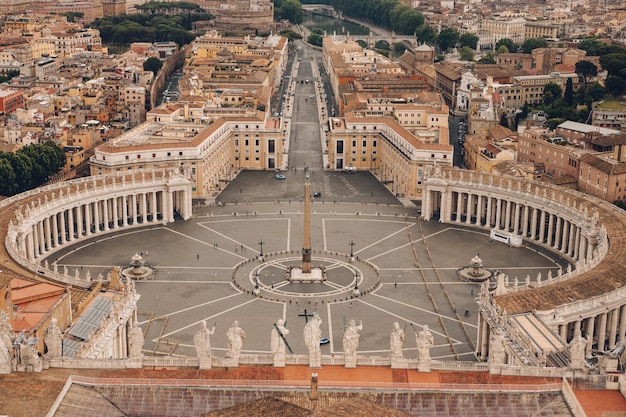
[459, 33, 479, 50]
[459, 46, 474, 61]
[90, 9, 211, 46]
[495, 38, 516, 53]
[0, 141, 66, 197]
[329, 0, 425, 35]
[143, 57, 163, 75]
[436, 28, 459, 52]
[520, 38, 548, 54]
[274, 0, 304, 24]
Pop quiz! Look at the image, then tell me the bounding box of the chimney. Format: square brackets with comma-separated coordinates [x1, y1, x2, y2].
[309, 373, 319, 400]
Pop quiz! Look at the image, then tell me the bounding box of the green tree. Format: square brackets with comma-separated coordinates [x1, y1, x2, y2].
[375, 40, 390, 50]
[356, 40, 367, 49]
[307, 33, 323, 47]
[436, 28, 459, 52]
[543, 82, 562, 107]
[459, 46, 474, 61]
[585, 82, 605, 102]
[60, 12, 84, 22]
[578, 37, 605, 56]
[499, 112, 509, 128]
[599, 53, 626, 77]
[544, 118, 565, 130]
[564, 77, 574, 106]
[393, 42, 407, 53]
[605, 76, 626, 97]
[477, 52, 496, 64]
[275, 0, 303, 24]
[279, 30, 303, 41]
[0, 158, 17, 196]
[495, 38, 516, 53]
[521, 37, 548, 54]
[143, 56, 163, 75]
[415, 24, 435, 44]
[575, 60, 598, 88]
[459, 33, 479, 50]
[496, 45, 509, 55]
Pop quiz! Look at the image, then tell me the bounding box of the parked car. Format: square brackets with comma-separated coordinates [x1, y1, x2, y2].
[275, 174, 286, 180]
[343, 164, 357, 174]
[313, 192, 321, 198]
[320, 337, 330, 345]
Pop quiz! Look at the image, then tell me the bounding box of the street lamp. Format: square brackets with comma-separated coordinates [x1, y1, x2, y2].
[258, 238, 265, 257]
[349, 240, 355, 258]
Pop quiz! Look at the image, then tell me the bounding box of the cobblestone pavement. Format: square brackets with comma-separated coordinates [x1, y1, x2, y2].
[52, 178, 567, 361]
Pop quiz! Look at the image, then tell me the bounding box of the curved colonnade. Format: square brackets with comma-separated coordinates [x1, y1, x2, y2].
[2, 169, 193, 289]
[2, 166, 626, 366]
[423, 167, 626, 359]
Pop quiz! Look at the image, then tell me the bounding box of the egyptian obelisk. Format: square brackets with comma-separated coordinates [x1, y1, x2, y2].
[302, 175, 312, 273]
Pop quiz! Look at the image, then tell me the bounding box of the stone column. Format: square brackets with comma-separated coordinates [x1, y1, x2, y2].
[141, 193, 147, 223]
[554, 216, 562, 250]
[609, 308, 619, 349]
[67, 207, 75, 241]
[112, 197, 119, 229]
[94, 200, 100, 233]
[85, 202, 92, 236]
[547, 213, 554, 247]
[597, 312, 607, 352]
[568, 222, 576, 257]
[512, 202, 520, 234]
[122, 195, 128, 227]
[574, 227, 581, 260]
[504, 200, 511, 231]
[618, 305, 626, 344]
[60, 211, 67, 244]
[539, 210, 546, 243]
[51, 212, 58, 248]
[522, 204, 529, 236]
[485, 196, 492, 228]
[586, 316, 595, 358]
[494, 198, 502, 230]
[38, 220, 45, 255]
[586, 239, 594, 261]
[152, 192, 158, 222]
[167, 191, 175, 223]
[465, 193, 473, 224]
[32, 225, 40, 258]
[476, 195, 484, 225]
[26, 232, 34, 262]
[455, 192, 463, 223]
[103, 199, 110, 231]
[76, 204, 83, 238]
[560, 219, 569, 253]
[559, 323, 567, 340]
[531, 207, 538, 240]
[423, 189, 431, 220]
[479, 316, 489, 360]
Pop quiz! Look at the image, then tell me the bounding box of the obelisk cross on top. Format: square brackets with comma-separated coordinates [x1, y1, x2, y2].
[302, 175, 312, 273]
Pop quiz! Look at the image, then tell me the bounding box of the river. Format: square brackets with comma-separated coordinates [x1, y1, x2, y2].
[301, 13, 370, 36]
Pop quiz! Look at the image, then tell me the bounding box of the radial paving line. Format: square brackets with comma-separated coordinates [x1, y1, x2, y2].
[408, 222, 458, 360]
[419, 222, 476, 352]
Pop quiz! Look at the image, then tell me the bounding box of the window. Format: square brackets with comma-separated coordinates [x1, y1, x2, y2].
[125, 155, 129, 160]
[362, 140, 367, 147]
[137, 155, 141, 159]
[152, 153, 156, 158]
[179, 152, 183, 156]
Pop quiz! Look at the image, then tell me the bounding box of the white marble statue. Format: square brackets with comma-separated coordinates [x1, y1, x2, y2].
[271, 319, 289, 355]
[343, 319, 363, 358]
[194, 320, 215, 359]
[489, 330, 506, 365]
[128, 320, 144, 360]
[390, 322, 405, 359]
[569, 326, 587, 370]
[416, 325, 434, 363]
[226, 321, 245, 360]
[44, 317, 63, 358]
[303, 312, 322, 367]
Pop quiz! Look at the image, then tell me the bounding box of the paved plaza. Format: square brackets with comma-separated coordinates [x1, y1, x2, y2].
[51, 170, 567, 362]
